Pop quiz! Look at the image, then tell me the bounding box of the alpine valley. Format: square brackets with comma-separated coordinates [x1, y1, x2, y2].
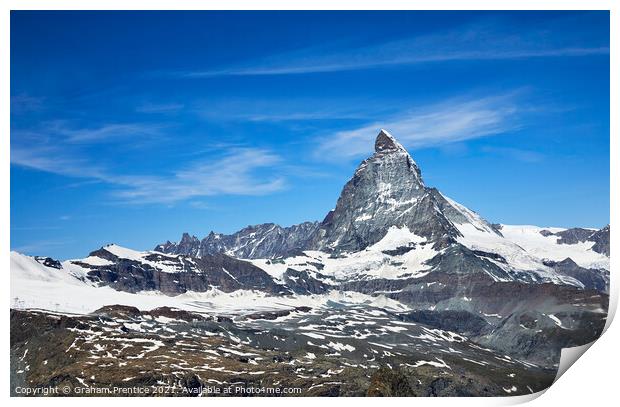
[10, 130, 609, 397]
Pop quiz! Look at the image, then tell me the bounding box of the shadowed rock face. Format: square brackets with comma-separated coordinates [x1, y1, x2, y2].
[81, 248, 289, 295]
[590, 225, 610, 256]
[381, 269, 608, 365]
[306, 130, 463, 253]
[398, 310, 492, 337]
[34, 256, 62, 269]
[543, 258, 609, 293]
[375, 128, 408, 153]
[282, 268, 333, 294]
[555, 228, 595, 244]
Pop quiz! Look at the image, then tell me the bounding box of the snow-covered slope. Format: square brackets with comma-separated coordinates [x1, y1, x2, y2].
[10, 251, 407, 315]
[500, 225, 609, 270]
[252, 226, 438, 282]
[452, 222, 608, 271]
[440, 194, 500, 235]
[452, 223, 582, 285]
[11, 251, 155, 314]
[82, 244, 200, 274]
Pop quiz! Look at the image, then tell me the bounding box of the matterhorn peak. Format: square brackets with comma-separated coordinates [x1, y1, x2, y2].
[373, 129, 422, 180]
[375, 129, 406, 153]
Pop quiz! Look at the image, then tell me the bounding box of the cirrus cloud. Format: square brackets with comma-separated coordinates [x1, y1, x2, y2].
[314, 94, 521, 161]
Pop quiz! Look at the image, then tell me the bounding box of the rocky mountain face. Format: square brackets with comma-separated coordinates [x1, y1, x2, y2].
[306, 130, 483, 253]
[543, 257, 610, 293]
[590, 225, 610, 256]
[34, 256, 62, 269]
[73, 245, 289, 295]
[540, 225, 610, 256]
[50, 130, 609, 311]
[155, 222, 320, 259]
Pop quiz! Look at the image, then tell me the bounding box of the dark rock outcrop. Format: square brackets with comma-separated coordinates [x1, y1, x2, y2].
[398, 310, 492, 336]
[543, 257, 609, 293]
[555, 228, 595, 245]
[93, 304, 142, 318]
[80, 247, 289, 295]
[281, 268, 332, 294]
[590, 225, 610, 256]
[34, 256, 62, 269]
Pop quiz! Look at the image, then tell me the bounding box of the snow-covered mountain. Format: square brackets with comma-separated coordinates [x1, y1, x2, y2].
[11, 130, 609, 378]
[14, 130, 609, 299]
[152, 129, 608, 290]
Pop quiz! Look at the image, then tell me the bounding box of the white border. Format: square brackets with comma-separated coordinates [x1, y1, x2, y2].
[2, 1, 616, 406]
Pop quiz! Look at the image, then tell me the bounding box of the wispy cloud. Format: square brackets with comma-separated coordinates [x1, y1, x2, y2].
[11, 119, 288, 205]
[12, 239, 75, 255]
[136, 102, 185, 114]
[193, 97, 389, 124]
[481, 146, 545, 163]
[315, 94, 520, 160]
[172, 24, 609, 78]
[11, 142, 286, 204]
[11, 93, 45, 113]
[46, 121, 166, 144]
[11, 143, 108, 179]
[112, 148, 286, 204]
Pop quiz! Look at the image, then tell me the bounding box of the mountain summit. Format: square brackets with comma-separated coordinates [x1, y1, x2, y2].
[157, 130, 502, 256]
[308, 130, 454, 251]
[375, 129, 407, 153]
[307, 130, 506, 252]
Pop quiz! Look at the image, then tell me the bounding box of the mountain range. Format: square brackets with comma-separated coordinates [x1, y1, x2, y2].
[10, 130, 609, 396]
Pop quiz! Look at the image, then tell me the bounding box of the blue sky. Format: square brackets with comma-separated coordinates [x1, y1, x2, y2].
[10, 11, 610, 259]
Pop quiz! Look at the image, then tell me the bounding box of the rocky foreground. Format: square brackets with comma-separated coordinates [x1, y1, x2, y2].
[11, 304, 567, 397]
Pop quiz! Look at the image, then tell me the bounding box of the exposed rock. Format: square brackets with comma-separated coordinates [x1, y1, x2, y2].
[543, 257, 609, 293]
[34, 256, 62, 269]
[282, 268, 333, 294]
[555, 228, 595, 245]
[11, 308, 557, 397]
[590, 225, 610, 256]
[398, 310, 492, 336]
[155, 130, 501, 257]
[79, 247, 290, 295]
[93, 304, 142, 318]
[148, 307, 208, 322]
[243, 306, 312, 321]
[381, 245, 417, 256]
[306, 131, 466, 253]
[155, 222, 320, 259]
[367, 367, 416, 396]
[538, 225, 609, 257]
